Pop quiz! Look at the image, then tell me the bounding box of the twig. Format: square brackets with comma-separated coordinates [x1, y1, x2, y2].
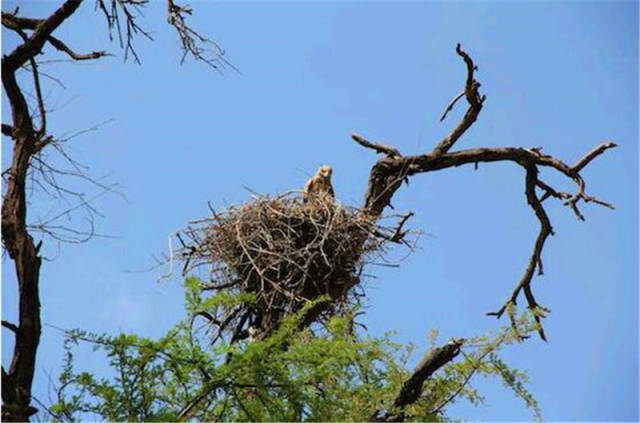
[352, 133, 402, 158]
[439, 90, 465, 122]
[2, 320, 19, 334]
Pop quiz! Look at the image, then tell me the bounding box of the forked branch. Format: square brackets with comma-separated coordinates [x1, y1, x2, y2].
[167, 0, 236, 71]
[432, 43, 486, 156]
[1, 12, 107, 61]
[95, 0, 153, 64]
[355, 44, 616, 340]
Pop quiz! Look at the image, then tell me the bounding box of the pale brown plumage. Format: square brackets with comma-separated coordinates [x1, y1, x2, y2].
[303, 165, 335, 204]
[248, 325, 260, 343]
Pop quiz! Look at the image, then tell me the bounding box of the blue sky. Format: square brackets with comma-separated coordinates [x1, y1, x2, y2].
[2, 1, 638, 421]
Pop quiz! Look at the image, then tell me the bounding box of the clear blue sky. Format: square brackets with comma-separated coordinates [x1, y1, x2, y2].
[2, 1, 638, 421]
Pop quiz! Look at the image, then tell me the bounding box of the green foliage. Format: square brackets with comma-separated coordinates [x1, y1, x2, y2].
[49, 278, 542, 422]
[184, 276, 256, 315]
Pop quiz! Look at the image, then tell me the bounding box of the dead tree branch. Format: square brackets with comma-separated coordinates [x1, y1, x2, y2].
[46, 36, 108, 60]
[374, 212, 414, 245]
[431, 43, 485, 157]
[2, 320, 20, 334]
[95, 0, 153, 64]
[1, 12, 107, 61]
[2, 0, 82, 71]
[2, 124, 15, 137]
[167, 0, 236, 71]
[355, 44, 616, 341]
[439, 90, 465, 122]
[352, 133, 402, 158]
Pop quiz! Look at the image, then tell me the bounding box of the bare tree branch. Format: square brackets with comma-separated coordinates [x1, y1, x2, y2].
[46, 36, 108, 61]
[1, 320, 20, 334]
[27, 56, 46, 135]
[1, 11, 107, 61]
[573, 142, 617, 173]
[374, 212, 414, 245]
[431, 43, 485, 156]
[167, 0, 237, 72]
[352, 133, 402, 158]
[355, 44, 616, 340]
[439, 90, 465, 122]
[1, 13, 42, 31]
[2, 124, 15, 137]
[2, 0, 83, 71]
[486, 164, 552, 341]
[95, 0, 153, 64]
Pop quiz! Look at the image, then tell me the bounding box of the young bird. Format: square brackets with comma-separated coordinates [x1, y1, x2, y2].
[303, 165, 335, 204]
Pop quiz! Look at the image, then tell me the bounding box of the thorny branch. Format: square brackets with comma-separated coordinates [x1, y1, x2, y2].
[355, 44, 616, 341]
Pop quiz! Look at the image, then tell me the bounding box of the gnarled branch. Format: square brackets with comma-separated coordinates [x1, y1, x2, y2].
[355, 44, 616, 340]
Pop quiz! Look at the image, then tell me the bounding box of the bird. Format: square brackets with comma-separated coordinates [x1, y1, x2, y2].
[303, 165, 335, 204]
[248, 325, 260, 343]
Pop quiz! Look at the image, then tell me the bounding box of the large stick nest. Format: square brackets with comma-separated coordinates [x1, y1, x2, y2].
[176, 193, 408, 343]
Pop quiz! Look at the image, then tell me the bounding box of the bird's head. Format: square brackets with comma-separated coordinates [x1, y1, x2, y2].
[318, 165, 332, 179]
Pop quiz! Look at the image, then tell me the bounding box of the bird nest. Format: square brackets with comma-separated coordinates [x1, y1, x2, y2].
[175, 193, 408, 343]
